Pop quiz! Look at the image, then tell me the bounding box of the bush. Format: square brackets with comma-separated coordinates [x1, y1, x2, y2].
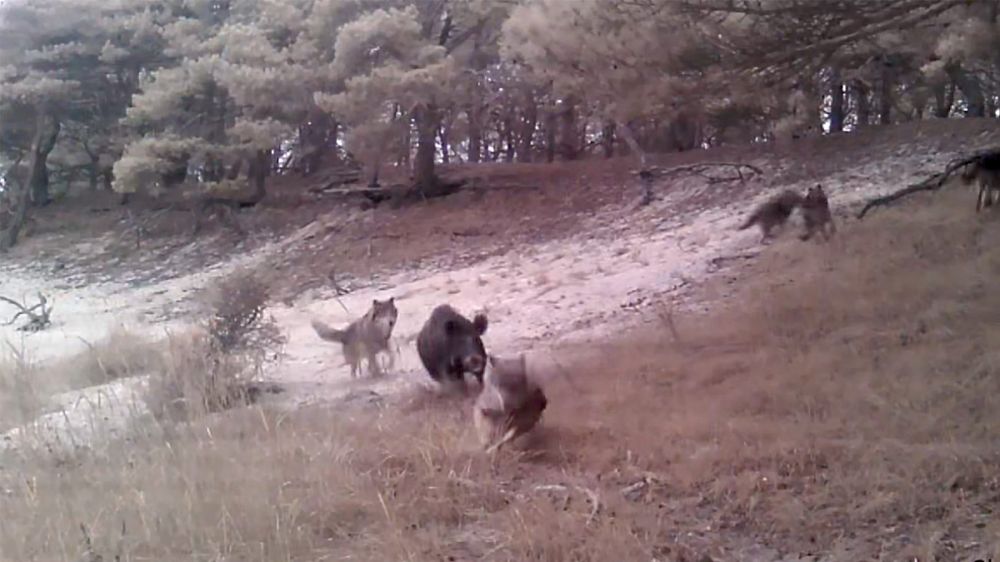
[146, 270, 286, 422]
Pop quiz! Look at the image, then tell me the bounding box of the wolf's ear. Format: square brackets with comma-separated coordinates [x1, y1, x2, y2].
[388, 296, 395, 304]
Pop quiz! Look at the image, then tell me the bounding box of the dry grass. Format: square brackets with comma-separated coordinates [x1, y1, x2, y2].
[3, 189, 1000, 561]
[0, 327, 164, 432]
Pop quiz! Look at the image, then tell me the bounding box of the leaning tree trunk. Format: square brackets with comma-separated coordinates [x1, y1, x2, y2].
[614, 120, 646, 168]
[28, 115, 60, 207]
[413, 104, 443, 196]
[2, 113, 56, 251]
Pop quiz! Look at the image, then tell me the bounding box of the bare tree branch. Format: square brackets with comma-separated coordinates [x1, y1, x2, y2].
[0, 292, 53, 331]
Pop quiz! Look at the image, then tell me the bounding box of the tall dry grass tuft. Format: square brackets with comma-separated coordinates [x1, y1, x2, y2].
[0, 327, 165, 432]
[0, 345, 43, 432]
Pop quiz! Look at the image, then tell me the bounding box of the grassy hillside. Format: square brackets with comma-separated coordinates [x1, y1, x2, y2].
[3, 159, 999, 560]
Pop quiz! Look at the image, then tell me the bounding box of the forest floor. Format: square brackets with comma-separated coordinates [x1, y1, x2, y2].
[2, 118, 1000, 561]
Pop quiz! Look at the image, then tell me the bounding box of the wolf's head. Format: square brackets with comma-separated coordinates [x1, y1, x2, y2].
[370, 297, 398, 338]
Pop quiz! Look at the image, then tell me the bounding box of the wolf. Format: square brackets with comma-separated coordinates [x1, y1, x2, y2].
[961, 154, 1000, 212]
[416, 304, 488, 390]
[799, 184, 836, 241]
[311, 297, 398, 378]
[737, 189, 804, 243]
[473, 354, 548, 454]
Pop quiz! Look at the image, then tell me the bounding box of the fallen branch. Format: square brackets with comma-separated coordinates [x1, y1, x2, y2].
[856, 149, 999, 219]
[633, 162, 764, 208]
[641, 161, 764, 181]
[855, 175, 946, 219]
[0, 292, 53, 331]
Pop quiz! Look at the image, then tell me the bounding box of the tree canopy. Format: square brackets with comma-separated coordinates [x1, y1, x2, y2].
[0, 0, 996, 247]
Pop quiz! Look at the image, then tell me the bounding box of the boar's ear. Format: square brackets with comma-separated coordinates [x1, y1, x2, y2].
[388, 296, 395, 304]
[473, 313, 488, 335]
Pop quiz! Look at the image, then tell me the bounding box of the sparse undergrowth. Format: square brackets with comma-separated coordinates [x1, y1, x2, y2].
[3, 190, 1000, 561]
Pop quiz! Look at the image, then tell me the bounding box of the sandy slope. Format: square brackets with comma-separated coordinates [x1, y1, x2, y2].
[0, 134, 988, 453]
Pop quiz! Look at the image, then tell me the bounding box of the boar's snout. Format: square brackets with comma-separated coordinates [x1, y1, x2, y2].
[463, 353, 485, 376]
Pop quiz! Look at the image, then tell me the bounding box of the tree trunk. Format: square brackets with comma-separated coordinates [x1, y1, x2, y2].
[852, 80, 871, 129]
[933, 81, 954, 118]
[300, 114, 340, 175]
[88, 156, 100, 191]
[910, 80, 928, 120]
[28, 115, 60, 207]
[467, 106, 482, 163]
[2, 113, 56, 250]
[602, 122, 616, 158]
[439, 125, 450, 165]
[503, 115, 516, 162]
[493, 121, 504, 161]
[518, 95, 538, 163]
[102, 168, 114, 192]
[829, 68, 845, 133]
[544, 110, 557, 163]
[946, 62, 986, 117]
[666, 113, 702, 152]
[413, 104, 443, 196]
[226, 157, 244, 180]
[401, 119, 411, 169]
[246, 149, 269, 203]
[558, 97, 579, 160]
[878, 65, 894, 125]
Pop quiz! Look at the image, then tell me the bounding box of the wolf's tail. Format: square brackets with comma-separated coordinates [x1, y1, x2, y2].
[311, 319, 347, 343]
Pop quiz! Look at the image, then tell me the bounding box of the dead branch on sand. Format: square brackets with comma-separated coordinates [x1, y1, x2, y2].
[857, 149, 1000, 219]
[0, 292, 53, 331]
[644, 162, 764, 181]
[634, 162, 764, 207]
